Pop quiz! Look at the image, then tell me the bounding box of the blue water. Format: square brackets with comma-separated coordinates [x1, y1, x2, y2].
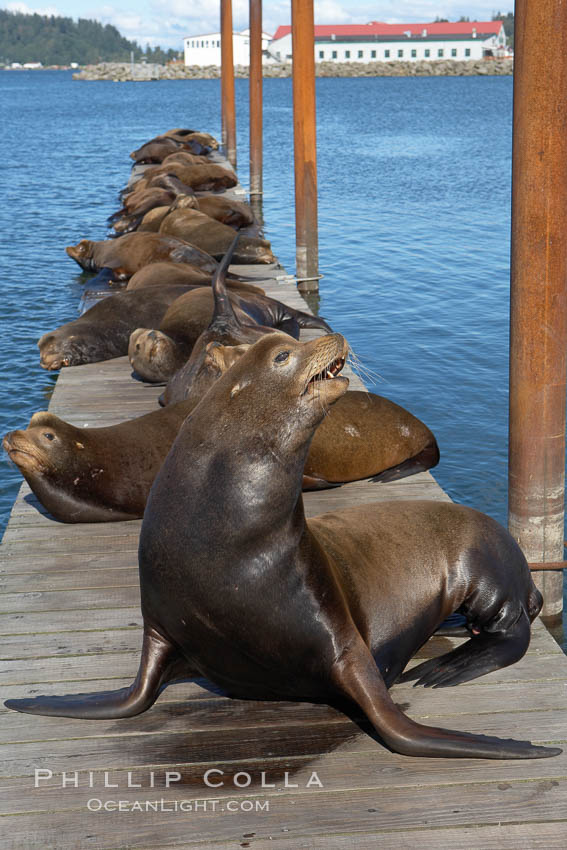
[0, 71, 564, 642]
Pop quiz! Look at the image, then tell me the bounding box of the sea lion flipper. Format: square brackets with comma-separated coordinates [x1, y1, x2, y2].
[5, 626, 180, 719]
[334, 639, 560, 759]
[275, 317, 300, 340]
[301, 473, 343, 491]
[399, 610, 532, 689]
[371, 441, 441, 484]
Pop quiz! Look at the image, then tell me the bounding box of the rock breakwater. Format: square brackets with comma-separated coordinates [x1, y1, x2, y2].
[73, 59, 513, 82]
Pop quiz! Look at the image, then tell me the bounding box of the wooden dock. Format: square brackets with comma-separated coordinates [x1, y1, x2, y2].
[1, 261, 567, 848]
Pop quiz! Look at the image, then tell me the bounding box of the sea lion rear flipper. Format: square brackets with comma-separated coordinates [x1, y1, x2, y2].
[398, 610, 532, 689]
[276, 317, 300, 339]
[4, 626, 181, 720]
[371, 441, 441, 484]
[301, 473, 343, 491]
[333, 637, 560, 759]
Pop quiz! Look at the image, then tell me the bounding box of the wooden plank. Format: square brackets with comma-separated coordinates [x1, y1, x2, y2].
[0, 608, 142, 636]
[182, 822, 567, 849]
[1, 780, 566, 849]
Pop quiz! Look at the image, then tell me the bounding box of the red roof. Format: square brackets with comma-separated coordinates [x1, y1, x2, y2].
[271, 21, 502, 42]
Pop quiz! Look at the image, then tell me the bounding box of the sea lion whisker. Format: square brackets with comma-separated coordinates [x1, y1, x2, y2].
[347, 348, 385, 386]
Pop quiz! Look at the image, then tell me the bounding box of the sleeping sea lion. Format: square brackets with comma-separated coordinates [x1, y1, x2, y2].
[159, 208, 274, 263]
[193, 196, 254, 229]
[111, 194, 198, 237]
[141, 162, 236, 192]
[37, 285, 191, 370]
[125, 262, 264, 294]
[66, 232, 221, 280]
[3, 380, 437, 522]
[5, 332, 559, 763]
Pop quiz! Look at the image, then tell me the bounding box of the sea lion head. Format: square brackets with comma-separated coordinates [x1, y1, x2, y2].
[3, 413, 84, 480]
[248, 239, 276, 264]
[128, 328, 188, 383]
[3, 412, 123, 522]
[170, 194, 199, 211]
[38, 327, 97, 370]
[65, 240, 96, 271]
[205, 332, 349, 452]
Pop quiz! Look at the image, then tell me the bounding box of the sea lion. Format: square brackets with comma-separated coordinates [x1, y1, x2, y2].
[3, 406, 196, 522]
[125, 262, 213, 290]
[195, 196, 254, 229]
[37, 285, 192, 369]
[130, 138, 179, 163]
[130, 236, 332, 383]
[130, 131, 217, 163]
[65, 232, 221, 280]
[5, 332, 559, 763]
[3, 378, 437, 522]
[161, 151, 210, 168]
[132, 131, 218, 158]
[127, 196, 256, 238]
[141, 162, 236, 192]
[159, 208, 275, 263]
[111, 193, 198, 237]
[120, 173, 197, 204]
[125, 262, 265, 294]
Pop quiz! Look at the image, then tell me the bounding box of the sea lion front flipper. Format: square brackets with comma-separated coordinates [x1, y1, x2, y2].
[333, 637, 560, 759]
[4, 626, 183, 719]
[398, 610, 532, 689]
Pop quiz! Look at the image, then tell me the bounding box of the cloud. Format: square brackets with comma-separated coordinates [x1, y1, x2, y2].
[5, 1, 61, 14]
[4, 1, 513, 51]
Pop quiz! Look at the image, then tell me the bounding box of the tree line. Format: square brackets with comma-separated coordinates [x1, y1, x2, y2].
[0, 10, 180, 66]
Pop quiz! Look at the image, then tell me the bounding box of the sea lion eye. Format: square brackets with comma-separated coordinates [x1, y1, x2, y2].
[43, 432, 55, 441]
[274, 351, 290, 363]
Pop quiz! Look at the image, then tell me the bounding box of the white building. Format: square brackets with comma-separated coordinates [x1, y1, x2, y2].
[268, 21, 508, 64]
[184, 29, 272, 67]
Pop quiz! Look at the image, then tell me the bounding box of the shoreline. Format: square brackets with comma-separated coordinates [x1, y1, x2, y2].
[72, 58, 513, 82]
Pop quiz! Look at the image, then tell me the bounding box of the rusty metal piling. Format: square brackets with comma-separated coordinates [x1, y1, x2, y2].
[291, 0, 319, 293]
[508, 0, 567, 619]
[220, 0, 237, 168]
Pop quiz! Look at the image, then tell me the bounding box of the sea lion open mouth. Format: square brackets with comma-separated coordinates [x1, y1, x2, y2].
[302, 335, 349, 397]
[308, 355, 346, 385]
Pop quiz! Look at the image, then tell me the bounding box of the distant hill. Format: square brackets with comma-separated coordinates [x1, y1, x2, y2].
[0, 10, 180, 66]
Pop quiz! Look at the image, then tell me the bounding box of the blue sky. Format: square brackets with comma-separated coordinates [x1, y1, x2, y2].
[4, 2, 512, 50]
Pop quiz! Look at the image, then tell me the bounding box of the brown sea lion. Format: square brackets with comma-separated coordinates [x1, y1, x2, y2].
[5, 332, 559, 763]
[195, 196, 254, 229]
[107, 188, 178, 235]
[37, 285, 192, 370]
[125, 262, 213, 290]
[159, 208, 275, 263]
[115, 195, 198, 237]
[120, 173, 196, 204]
[130, 138, 179, 163]
[161, 151, 210, 168]
[3, 407, 196, 522]
[125, 262, 265, 294]
[141, 162, 236, 192]
[65, 232, 220, 280]
[130, 143, 208, 165]
[129, 131, 217, 162]
[125, 196, 255, 238]
[3, 381, 437, 522]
